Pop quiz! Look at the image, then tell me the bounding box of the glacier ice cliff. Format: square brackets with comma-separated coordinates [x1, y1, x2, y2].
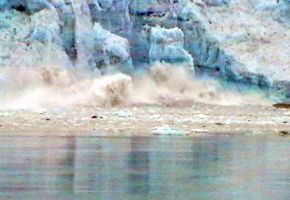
[91, 23, 133, 74]
[0, 0, 290, 99]
[149, 26, 194, 68]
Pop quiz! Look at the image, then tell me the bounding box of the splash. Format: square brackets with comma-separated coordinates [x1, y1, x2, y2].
[0, 63, 269, 111]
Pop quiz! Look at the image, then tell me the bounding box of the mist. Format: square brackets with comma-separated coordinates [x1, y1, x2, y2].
[0, 63, 269, 111]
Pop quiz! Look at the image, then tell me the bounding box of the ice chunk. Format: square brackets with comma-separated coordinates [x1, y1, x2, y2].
[92, 23, 134, 74]
[152, 125, 183, 135]
[113, 111, 133, 118]
[149, 26, 194, 69]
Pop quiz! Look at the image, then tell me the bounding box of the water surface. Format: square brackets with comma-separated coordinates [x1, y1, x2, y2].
[0, 135, 289, 200]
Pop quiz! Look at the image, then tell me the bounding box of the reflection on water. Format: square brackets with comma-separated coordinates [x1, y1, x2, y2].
[0, 135, 289, 200]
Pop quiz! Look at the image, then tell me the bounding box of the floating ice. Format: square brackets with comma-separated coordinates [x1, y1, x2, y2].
[152, 125, 183, 135]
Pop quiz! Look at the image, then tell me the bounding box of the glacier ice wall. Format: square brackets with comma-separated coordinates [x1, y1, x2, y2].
[149, 26, 194, 69]
[0, 0, 290, 99]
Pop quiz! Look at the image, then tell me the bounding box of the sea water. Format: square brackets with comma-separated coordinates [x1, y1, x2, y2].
[0, 135, 289, 200]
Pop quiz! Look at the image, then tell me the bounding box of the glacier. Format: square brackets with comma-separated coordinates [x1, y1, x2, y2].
[0, 0, 290, 99]
[149, 26, 194, 69]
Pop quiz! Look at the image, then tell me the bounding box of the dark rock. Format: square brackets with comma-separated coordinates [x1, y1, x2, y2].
[279, 130, 290, 136]
[11, 4, 26, 12]
[273, 103, 290, 109]
[5, 0, 50, 14]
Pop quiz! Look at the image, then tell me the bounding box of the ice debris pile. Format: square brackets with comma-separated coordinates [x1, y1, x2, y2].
[0, 0, 290, 98]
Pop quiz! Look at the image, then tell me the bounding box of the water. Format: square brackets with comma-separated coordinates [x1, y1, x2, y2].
[0, 135, 289, 200]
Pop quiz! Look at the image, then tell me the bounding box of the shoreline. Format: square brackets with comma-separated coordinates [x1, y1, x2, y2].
[0, 104, 290, 137]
